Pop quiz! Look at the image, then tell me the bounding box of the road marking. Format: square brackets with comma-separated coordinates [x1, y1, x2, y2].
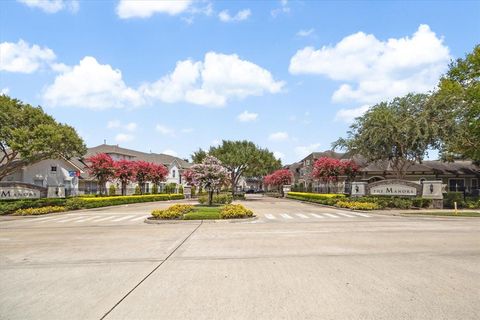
[335, 212, 355, 218]
[280, 213, 293, 219]
[296, 213, 309, 219]
[75, 216, 101, 223]
[112, 215, 135, 222]
[323, 213, 340, 218]
[310, 213, 324, 218]
[265, 214, 276, 220]
[91, 216, 117, 222]
[349, 212, 371, 218]
[31, 216, 63, 222]
[57, 216, 87, 223]
[130, 215, 149, 221]
[37, 216, 69, 223]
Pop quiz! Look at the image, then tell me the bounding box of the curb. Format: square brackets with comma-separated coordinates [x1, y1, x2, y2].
[144, 216, 258, 224]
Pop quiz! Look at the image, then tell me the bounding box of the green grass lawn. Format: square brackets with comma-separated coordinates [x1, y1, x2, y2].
[401, 211, 480, 217]
[183, 206, 221, 220]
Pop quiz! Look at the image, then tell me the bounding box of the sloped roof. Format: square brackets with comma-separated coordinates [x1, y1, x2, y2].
[85, 144, 191, 168]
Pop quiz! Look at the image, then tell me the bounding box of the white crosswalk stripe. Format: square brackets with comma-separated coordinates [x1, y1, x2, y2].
[349, 212, 371, 218]
[280, 213, 293, 219]
[112, 215, 135, 222]
[91, 216, 117, 222]
[322, 213, 340, 218]
[310, 213, 324, 218]
[265, 214, 276, 220]
[130, 215, 149, 222]
[75, 216, 101, 223]
[295, 213, 309, 219]
[57, 216, 87, 223]
[335, 212, 355, 218]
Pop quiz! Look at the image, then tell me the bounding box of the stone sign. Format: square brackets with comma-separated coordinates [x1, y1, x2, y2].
[370, 185, 417, 196]
[365, 179, 422, 197]
[0, 186, 41, 199]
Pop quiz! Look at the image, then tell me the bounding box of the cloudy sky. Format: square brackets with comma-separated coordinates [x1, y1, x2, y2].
[1, 0, 479, 163]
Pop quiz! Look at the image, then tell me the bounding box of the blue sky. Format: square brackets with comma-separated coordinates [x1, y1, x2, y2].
[1, 0, 479, 164]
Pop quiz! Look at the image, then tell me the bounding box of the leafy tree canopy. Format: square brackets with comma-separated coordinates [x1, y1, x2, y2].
[0, 95, 86, 180]
[428, 45, 480, 162]
[209, 140, 281, 195]
[333, 93, 436, 178]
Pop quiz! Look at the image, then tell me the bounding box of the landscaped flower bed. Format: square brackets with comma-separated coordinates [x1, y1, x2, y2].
[150, 203, 254, 220]
[66, 194, 184, 210]
[13, 206, 66, 215]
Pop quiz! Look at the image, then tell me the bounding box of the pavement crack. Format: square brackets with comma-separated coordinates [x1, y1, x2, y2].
[99, 221, 203, 320]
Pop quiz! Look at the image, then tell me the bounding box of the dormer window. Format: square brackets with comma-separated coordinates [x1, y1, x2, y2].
[51, 166, 57, 173]
[172, 170, 176, 178]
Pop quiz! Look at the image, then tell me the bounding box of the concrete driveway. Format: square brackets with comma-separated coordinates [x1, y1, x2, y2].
[1, 197, 479, 319]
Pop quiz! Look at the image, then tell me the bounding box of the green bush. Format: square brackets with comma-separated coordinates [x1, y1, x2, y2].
[152, 184, 159, 194]
[465, 199, 480, 209]
[335, 201, 379, 210]
[163, 183, 177, 194]
[411, 198, 433, 208]
[108, 185, 116, 196]
[151, 204, 194, 219]
[444, 192, 465, 208]
[14, 206, 66, 215]
[0, 198, 67, 215]
[233, 193, 246, 200]
[191, 185, 196, 196]
[220, 204, 254, 219]
[178, 185, 184, 194]
[134, 185, 141, 195]
[65, 194, 184, 210]
[287, 192, 346, 205]
[198, 193, 233, 205]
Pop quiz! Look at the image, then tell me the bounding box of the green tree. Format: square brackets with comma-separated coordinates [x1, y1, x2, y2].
[0, 95, 86, 180]
[333, 93, 436, 179]
[191, 148, 207, 164]
[428, 45, 480, 162]
[209, 140, 281, 196]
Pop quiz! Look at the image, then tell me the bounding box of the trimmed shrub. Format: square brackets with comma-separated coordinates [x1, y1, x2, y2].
[108, 185, 116, 196]
[151, 204, 194, 219]
[198, 194, 233, 205]
[178, 185, 184, 194]
[444, 192, 465, 208]
[14, 206, 66, 215]
[65, 194, 184, 210]
[233, 193, 246, 200]
[220, 204, 254, 219]
[335, 201, 379, 210]
[287, 192, 346, 205]
[134, 185, 141, 195]
[0, 198, 67, 215]
[152, 184, 159, 194]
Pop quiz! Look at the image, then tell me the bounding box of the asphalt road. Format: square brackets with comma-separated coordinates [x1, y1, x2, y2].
[1, 197, 479, 319]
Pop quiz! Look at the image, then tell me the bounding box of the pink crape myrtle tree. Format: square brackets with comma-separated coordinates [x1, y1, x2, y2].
[85, 153, 115, 195]
[133, 161, 154, 194]
[182, 169, 196, 186]
[149, 163, 169, 192]
[191, 155, 228, 206]
[114, 160, 136, 196]
[311, 157, 359, 193]
[264, 169, 293, 197]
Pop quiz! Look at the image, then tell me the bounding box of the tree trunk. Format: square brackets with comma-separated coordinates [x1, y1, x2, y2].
[231, 172, 236, 197]
[208, 190, 214, 206]
[121, 181, 127, 196]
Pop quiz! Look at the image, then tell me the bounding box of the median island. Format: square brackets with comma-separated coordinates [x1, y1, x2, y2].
[149, 203, 254, 220]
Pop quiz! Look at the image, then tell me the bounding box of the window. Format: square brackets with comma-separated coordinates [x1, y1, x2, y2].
[172, 170, 176, 178]
[33, 179, 43, 187]
[472, 179, 478, 190]
[449, 179, 465, 192]
[51, 166, 57, 173]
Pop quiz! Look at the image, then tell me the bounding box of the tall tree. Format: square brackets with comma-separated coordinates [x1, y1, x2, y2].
[114, 160, 136, 196]
[264, 169, 293, 196]
[333, 93, 435, 179]
[428, 45, 480, 162]
[209, 140, 281, 196]
[149, 163, 169, 190]
[191, 148, 207, 164]
[86, 153, 115, 195]
[191, 156, 228, 205]
[133, 161, 154, 194]
[0, 95, 86, 180]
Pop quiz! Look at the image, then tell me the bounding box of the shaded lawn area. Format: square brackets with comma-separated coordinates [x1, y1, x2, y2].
[400, 211, 480, 217]
[183, 206, 221, 220]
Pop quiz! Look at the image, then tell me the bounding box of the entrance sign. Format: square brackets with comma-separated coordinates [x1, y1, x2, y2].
[0, 186, 41, 199]
[370, 184, 417, 196]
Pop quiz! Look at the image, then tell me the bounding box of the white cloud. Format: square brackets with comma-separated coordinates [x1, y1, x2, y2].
[289, 24, 450, 104]
[107, 120, 121, 129]
[297, 28, 314, 37]
[271, 0, 290, 17]
[268, 132, 289, 142]
[181, 128, 194, 134]
[237, 110, 258, 122]
[0, 39, 56, 73]
[141, 52, 284, 107]
[155, 124, 175, 136]
[335, 105, 370, 123]
[218, 9, 251, 22]
[43, 56, 144, 109]
[115, 133, 134, 143]
[295, 143, 321, 159]
[273, 151, 285, 161]
[17, 0, 79, 14]
[125, 122, 137, 132]
[116, 0, 192, 19]
[1, 88, 10, 95]
[162, 149, 178, 157]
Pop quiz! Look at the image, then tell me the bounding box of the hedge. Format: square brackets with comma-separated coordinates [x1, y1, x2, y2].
[66, 194, 184, 210]
[335, 201, 379, 210]
[198, 194, 233, 205]
[14, 206, 66, 216]
[0, 198, 67, 215]
[286, 192, 346, 205]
